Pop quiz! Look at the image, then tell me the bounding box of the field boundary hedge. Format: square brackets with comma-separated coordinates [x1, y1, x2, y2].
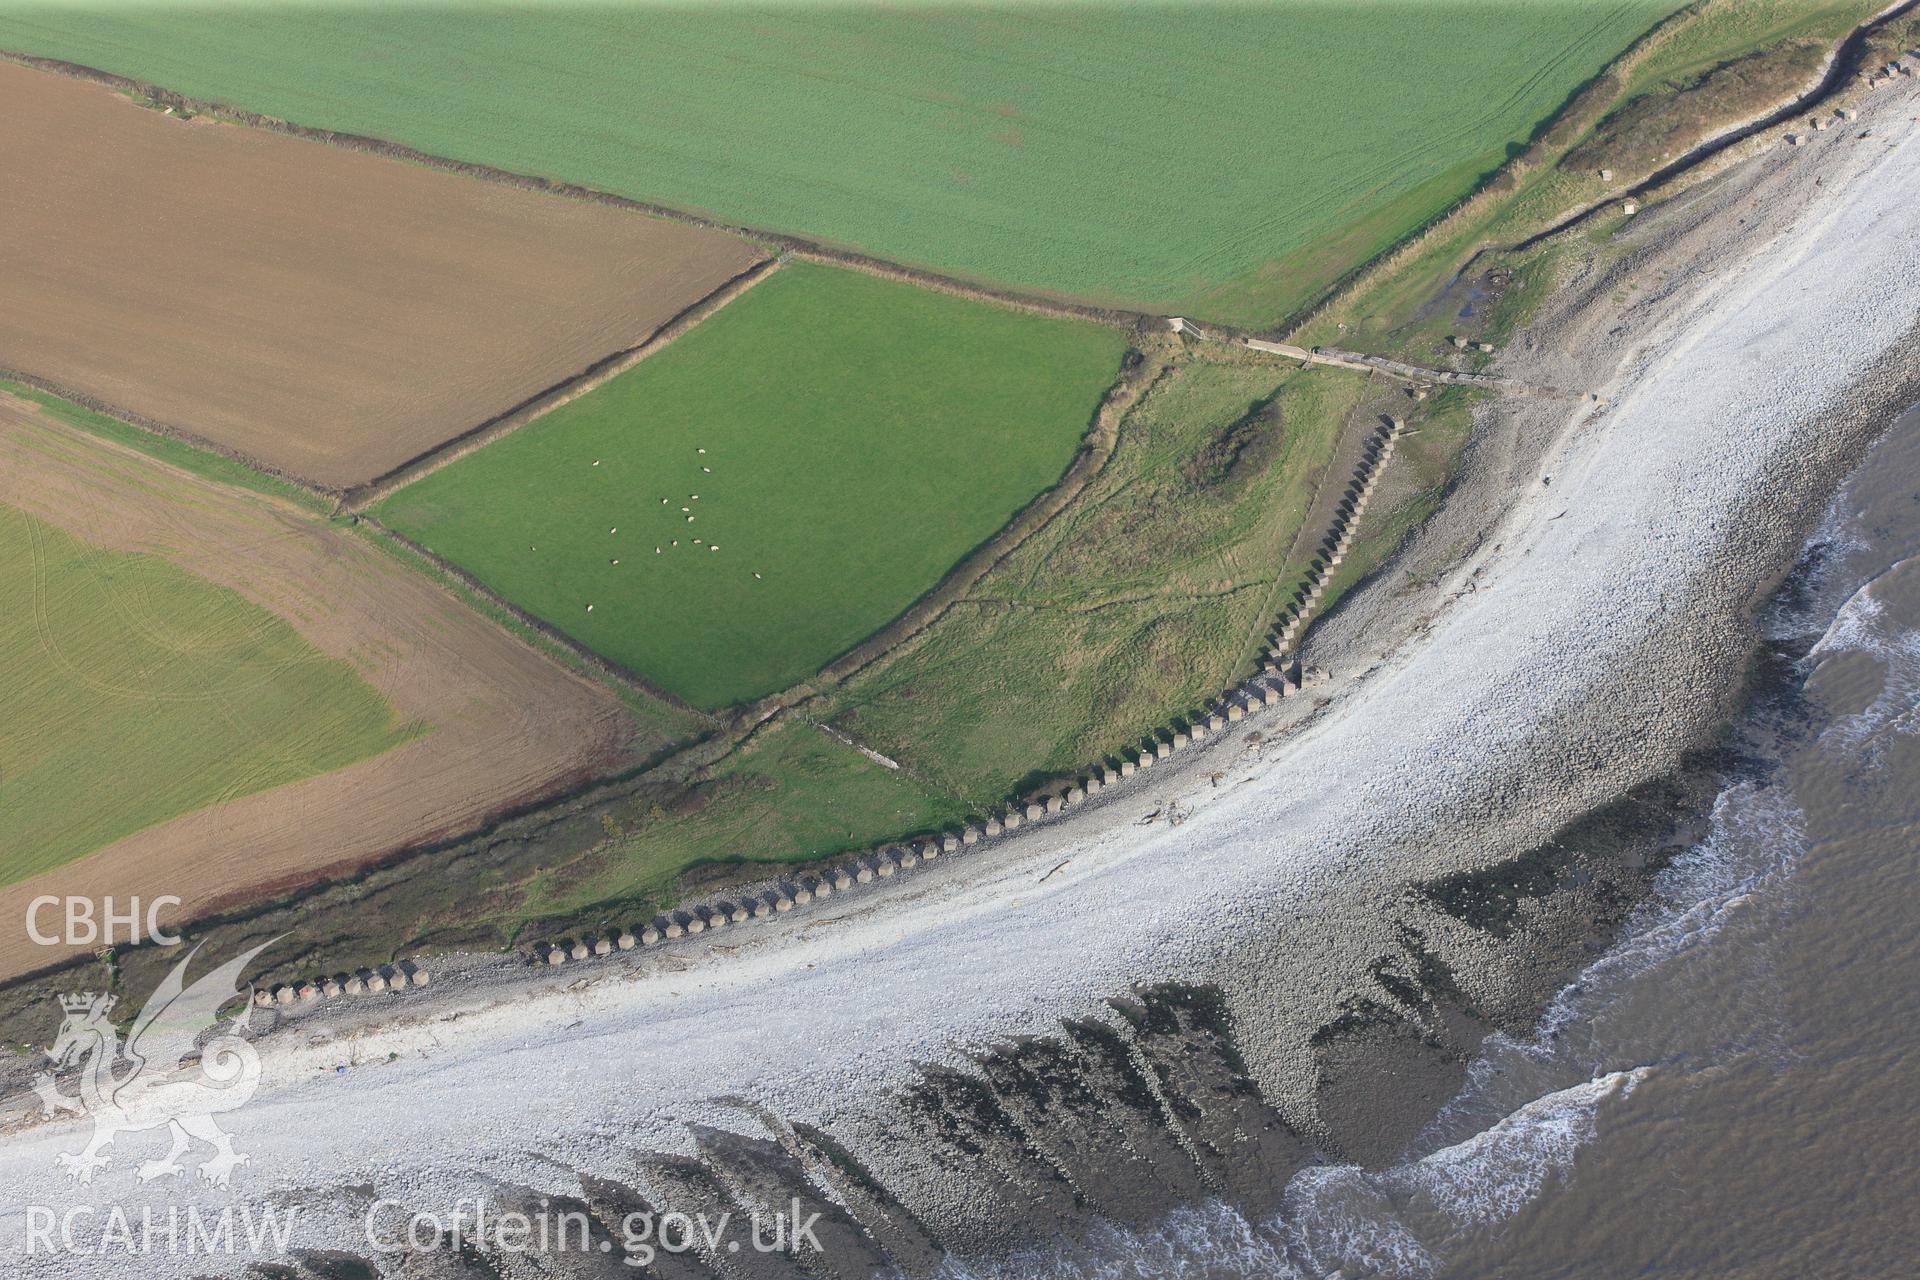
[343, 255, 778, 508]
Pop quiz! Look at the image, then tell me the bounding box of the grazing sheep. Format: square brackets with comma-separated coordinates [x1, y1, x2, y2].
[610, 527, 618, 534]
[655, 547, 662, 554]
[754, 572, 762, 579]
[698, 448, 706, 454]
[702, 467, 712, 473]
[592, 460, 600, 466]
[611, 558, 619, 565]
[586, 604, 595, 612]
[710, 545, 719, 552]
[686, 515, 695, 522]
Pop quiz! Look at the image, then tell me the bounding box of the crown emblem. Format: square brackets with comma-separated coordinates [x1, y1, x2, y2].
[58, 992, 113, 1016]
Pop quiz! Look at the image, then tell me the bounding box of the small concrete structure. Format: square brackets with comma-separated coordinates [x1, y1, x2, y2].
[1026, 802, 1046, 821]
[1474, 342, 1494, 354]
[1188, 721, 1207, 741]
[1084, 775, 1104, 794]
[1598, 167, 1613, 180]
[641, 926, 662, 945]
[1260, 683, 1282, 708]
[545, 946, 567, 966]
[1045, 794, 1065, 815]
[1155, 741, 1172, 760]
[321, 980, 342, 998]
[856, 863, 875, 884]
[1838, 107, 1858, 122]
[962, 825, 981, 845]
[1226, 702, 1245, 723]
[344, 975, 365, 993]
[273, 986, 296, 1007]
[1207, 713, 1226, 732]
[665, 918, 685, 938]
[772, 890, 794, 911]
[1621, 200, 1639, 216]
[367, 971, 391, 993]
[941, 834, 960, 853]
[684, 913, 705, 934]
[297, 982, 318, 1002]
[1003, 809, 1023, 830]
[254, 990, 274, 1008]
[833, 869, 855, 890]
[1120, 759, 1136, 777]
[1066, 786, 1086, 804]
[919, 839, 941, 861]
[727, 902, 752, 924]
[618, 931, 637, 950]
[792, 884, 813, 906]
[812, 877, 833, 899]
[897, 847, 920, 870]
[594, 936, 614, 955]
[985, 817, 1004, 837]
[874, 856, 896, 879]
[411, 969, 430, 988]
[1101, 766, 1121, 787]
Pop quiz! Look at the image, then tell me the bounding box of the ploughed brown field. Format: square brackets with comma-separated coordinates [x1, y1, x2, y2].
[0, 60, 765, 489]
[0, 393, 643, 981]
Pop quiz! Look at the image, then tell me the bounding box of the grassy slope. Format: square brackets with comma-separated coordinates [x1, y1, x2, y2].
[0, 1, 1678, 325]
[524, 715, 969, 919]
[0, 504, 417, 883]
[1310, 0, 1885, 344]
[819, 357, 1366, 806]
[378, 262, 1127, 709]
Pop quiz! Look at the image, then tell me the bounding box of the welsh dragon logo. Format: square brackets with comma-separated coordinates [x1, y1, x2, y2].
[34, 939, 276, 1186]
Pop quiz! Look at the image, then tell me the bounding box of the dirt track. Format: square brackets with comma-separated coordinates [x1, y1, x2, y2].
[0, 60, 763, 489]
[0, 393, 640, 980]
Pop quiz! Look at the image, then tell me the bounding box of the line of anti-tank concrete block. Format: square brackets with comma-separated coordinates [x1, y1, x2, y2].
[256, 961, 430, 1008]
[525, 420, 1406, 967]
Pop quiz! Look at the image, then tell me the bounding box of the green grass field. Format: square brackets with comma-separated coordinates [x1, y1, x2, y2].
[376, 262, 1127, 709]
[0, 1, 1681, 325]
[0, 504, 416, 883]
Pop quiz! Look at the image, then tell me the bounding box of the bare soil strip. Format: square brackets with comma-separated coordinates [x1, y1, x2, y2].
[0, 394, 638, 981]
[0, 60, 764, 490]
